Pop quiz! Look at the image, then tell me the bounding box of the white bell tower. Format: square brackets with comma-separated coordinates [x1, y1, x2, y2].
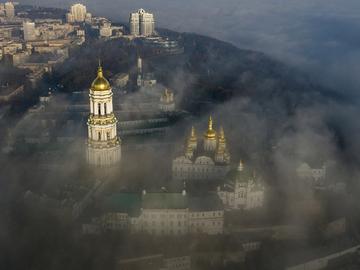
[87, 63, 121, 167]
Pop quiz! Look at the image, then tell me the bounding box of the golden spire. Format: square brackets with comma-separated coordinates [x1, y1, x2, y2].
[97, 65, 103, 77]
[185, 141, 194, 158]
[208, 116, 213, 130]
[218, 126, 226, 143]
[190, 126, 196, 139]
[204, 116, 216, 140]
[238, 160, 244, 171]
[187, 126, 197, 147]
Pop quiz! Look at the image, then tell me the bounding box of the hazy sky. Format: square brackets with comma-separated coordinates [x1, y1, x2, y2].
[23, 0, 360, 95]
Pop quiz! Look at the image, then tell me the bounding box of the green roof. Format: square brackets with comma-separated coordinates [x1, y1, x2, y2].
[103, 193, 142, 216]
[142, 193, 188, 209]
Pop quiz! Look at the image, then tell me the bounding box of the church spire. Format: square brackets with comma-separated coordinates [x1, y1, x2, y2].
[190, 126, 196, 140]
[208, 116, 213, 131]
[97, 60, 103, 77]
[187, 126, 197, 151]
[204, 116, 216, 140]
[238, 160, 244, 172]
[218, 126, 225, 143]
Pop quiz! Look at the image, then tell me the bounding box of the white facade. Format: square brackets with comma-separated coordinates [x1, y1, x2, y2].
[217, 161, 265, 210]
[129, 9, 155, 36]
[4, 2, 14, 18]
[99, 192, 224, 236]
[100, 212, 129, 231]
[99, 22, 112, 38]
[87, 65, 121, 167]
[131, 208, 189, 236]
[189, 210, 224, 234]
[68, 4, 88, 23]
[23, 21, 36, 41]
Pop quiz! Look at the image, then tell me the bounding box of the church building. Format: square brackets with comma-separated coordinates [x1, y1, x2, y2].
[172, 117, 231, 181]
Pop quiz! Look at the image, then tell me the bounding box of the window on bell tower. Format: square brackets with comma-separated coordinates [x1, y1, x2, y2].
[104, 103, 107, 115]
[98, 103, 101, 115]
[98, 132, 101, 141]
[107, 132, 110, 140]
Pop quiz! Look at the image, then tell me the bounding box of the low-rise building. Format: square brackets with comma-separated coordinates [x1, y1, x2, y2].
[95, 190, 224, 236]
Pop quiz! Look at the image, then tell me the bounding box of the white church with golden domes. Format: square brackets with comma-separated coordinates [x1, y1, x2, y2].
[172, 116, 231, 181]
[87, 64, 121, 167]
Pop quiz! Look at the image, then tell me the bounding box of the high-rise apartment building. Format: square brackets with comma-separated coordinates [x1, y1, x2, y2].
[67, 3, 91, 23]
[23, 21, 36, 41]
[4, 2, 15, 18]
[129, 9, 155, 36]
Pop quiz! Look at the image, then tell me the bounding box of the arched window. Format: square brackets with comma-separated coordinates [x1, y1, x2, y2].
[104, 103, 107, 115]
[98, 103, 101, 115]
[106, 132, 110, 140]
[98, 132, 101, 141]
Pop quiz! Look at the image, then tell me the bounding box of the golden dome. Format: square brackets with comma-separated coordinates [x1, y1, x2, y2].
[91, 65, 111, 91]
[204, 116, 217, 140]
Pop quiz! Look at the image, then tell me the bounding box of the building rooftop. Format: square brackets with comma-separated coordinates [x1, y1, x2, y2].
[189, 194, 223, 211]
[102, 191, 224, 214]
[102, 193, 141, 216]
[142, 192, 188, 209]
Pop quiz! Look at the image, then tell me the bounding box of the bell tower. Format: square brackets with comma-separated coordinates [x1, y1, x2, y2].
[87, 63, 121, 167]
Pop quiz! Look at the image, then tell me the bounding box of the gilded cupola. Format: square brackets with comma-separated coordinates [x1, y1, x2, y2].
[204, 116, 217, 140]
[91, 64, 111, 91]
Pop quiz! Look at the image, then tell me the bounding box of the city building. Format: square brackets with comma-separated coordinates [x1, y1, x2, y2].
[87, 63, 122, 167]
[129, 9, 155, 37]
[23, 21, 37, 41]
[99, 22, 112, 38]
[12, 50, 30, 65]
[4, 2, 14, 18]
[159, 88, 175, 112]
[172, 117, 231, 181]
[217, 161, 265, 210]
[67, 3, 90, 23]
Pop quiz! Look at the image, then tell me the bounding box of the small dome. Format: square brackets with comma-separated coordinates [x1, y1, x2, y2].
[204, 116, 217, 139]
[91, 65, 111, 91]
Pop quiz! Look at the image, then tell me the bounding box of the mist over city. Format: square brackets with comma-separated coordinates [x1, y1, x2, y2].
[1, 1, 360, 270]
